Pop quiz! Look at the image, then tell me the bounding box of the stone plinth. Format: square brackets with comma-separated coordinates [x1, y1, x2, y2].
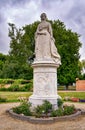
[29, 60, 60, 109]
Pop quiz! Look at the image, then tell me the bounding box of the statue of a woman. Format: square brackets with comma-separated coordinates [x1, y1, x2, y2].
[35, 13, 61, 64]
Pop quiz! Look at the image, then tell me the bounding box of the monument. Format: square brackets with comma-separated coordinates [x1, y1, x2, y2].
[29, 13, 61, 109]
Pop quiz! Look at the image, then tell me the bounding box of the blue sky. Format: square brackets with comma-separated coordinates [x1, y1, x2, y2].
[0, 0, 85, 60]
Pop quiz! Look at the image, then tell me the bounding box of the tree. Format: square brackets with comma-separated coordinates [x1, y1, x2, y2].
[78, 60, 85, 79]
[0, 53, 8, 78]
[7, 20, 81, 83]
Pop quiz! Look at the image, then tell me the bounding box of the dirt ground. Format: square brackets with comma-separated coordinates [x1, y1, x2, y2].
[0, 102, 85, 130]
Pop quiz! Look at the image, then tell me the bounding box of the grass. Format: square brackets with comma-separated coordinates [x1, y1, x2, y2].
[0, 91, 85, 103]
[0, 92, 32, 102]
[58, 91, 85, 99]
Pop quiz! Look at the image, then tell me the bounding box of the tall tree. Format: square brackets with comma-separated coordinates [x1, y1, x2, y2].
[51, 20, 81, 89]
[8, 20, 81, 82]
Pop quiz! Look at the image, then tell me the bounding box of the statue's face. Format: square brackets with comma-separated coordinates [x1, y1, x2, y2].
[41, 13, 46, 21]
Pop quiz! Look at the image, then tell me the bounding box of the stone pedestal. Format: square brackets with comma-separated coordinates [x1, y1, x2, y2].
[29, 60, 60, 109]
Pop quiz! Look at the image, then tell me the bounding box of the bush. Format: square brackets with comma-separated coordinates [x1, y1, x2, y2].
[63, 105, 75, 115]
[34, 105, 44, 118]
[23, 83, 33, 91]
[12, 100, 76, 118]
[57, 98, 63, 107]
[34, 100, 52, 117]
[13, 101, 32, 116]
[0, 79, 33, 92]
[0, 79, 14, 84]
[42, 100, 52, 114]
[8, 84, 20, 91]
[0, 87, 7, 91]
[51, 108, 63, 117]
[0, 96, 7, 102]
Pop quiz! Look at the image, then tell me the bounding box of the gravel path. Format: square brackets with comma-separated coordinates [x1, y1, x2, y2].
[0, 102, 85, 130]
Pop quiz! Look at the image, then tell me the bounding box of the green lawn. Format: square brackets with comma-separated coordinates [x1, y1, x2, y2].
[0, 92, 32, 102]
[58, 91, 85, 99]
[0, 91, 85, 103]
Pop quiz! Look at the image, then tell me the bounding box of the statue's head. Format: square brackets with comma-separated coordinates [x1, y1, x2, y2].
[40, 13, 47, 21]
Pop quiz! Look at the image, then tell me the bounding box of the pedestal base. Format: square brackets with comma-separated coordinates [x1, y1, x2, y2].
[29, 95, 61, 109]
[29, 60, 61, 109]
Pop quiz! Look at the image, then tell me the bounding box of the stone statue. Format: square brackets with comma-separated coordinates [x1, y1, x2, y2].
[35, 13, 61, 64]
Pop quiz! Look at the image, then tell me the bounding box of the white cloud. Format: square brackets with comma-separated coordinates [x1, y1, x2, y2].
[0, 0, 85, 59]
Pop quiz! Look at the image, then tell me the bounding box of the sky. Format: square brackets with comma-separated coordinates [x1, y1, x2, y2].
[0, 0, 85, 60]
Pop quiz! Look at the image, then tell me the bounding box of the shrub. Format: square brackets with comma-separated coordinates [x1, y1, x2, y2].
[42, 100, 52, 114]
[34, 100, 52, 117]
[23, 83, 33, 91]
[34, 105, 44, 118]
[12, 100, 76, 118]
[63, 105, 75, 115]
[0, 79, 14, 84]
[0, 87, 7, 91]
[13, 101, 32, 116]
[57, 98, 63, 107]
[8, 84, 20, 91]
[0, 96, 7, 102]
[51, 108, 63, 117]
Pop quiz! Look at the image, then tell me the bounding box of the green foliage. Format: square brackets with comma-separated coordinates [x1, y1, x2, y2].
[34, 100, 52, 117]
[63, 105, 75, 115]
[0, 79, 30, 84]
[57, 98, 63, 107]
[42, 100, 52, 114]
[0, 79, 14, 84]
[13, 101, 32, 116]
[23, 82, 33, 91]
[0, 19, 82, 82]
[51, 105, 75, 117]
[13, 99, 75, 117]
[0, 53, 8, 78]
[34, 105, 44, 118]
[0, 79, 33, 92]
[51, 108, 63, 117]
[0, 96, 7, 102]
[8, 84, 20, 91]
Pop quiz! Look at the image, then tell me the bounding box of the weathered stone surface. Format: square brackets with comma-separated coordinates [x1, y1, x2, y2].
[29, 13, 61, 108]
[29, 61, 60, 109]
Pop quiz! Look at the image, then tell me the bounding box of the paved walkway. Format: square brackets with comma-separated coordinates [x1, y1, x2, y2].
[0, 102, 85, 130]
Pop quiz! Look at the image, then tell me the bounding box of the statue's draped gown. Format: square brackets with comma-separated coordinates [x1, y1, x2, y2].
[35, 21, 61, 64]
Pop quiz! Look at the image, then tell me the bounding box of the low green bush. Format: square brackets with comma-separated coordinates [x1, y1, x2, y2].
[0, 87, 7, 91]
[23, 83, 33, 91]
[13, 101, 32, 116]
[0, 79, 30, 85]
[57, 98, 63, 107]
[34, 100, 52, 117]
[51, 108, 63, 117]
[12, 100, 76, 118]
[34, 105, 44, 118]
[0, 79, 33, 92]
[8, 84, 20, 91]
[0, 79, 14, 84]
[0, 96, 7, 102]
[63, 105, 75, 115]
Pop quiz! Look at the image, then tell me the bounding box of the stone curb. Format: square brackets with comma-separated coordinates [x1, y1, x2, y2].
[6, 109, 83, 124]
[81, 109, 85, 115]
